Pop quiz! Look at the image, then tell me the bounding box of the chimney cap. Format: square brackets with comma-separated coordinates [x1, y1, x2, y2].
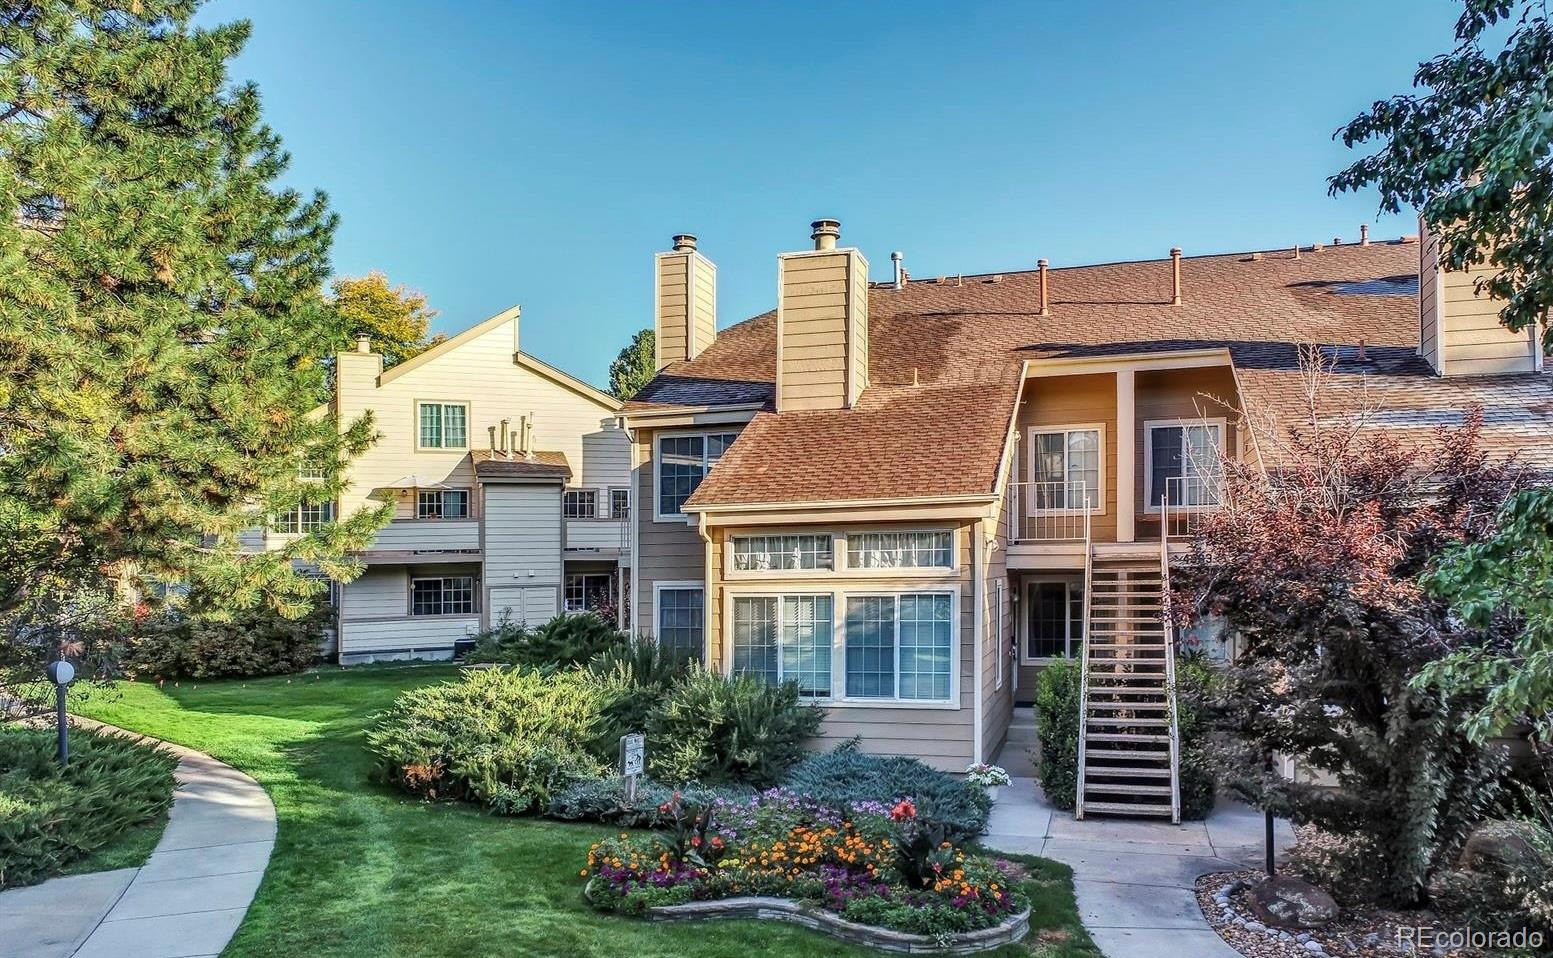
[671, 233, 698, 252]
[355, 333, 372, 353]
[1170, 247, 1183, 257]
[810, 219, 841, 250]
[890, 250, 903, 262]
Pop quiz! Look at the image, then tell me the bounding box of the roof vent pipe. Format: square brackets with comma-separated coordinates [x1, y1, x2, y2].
[498, 418, 510, 456]
[891, 251, 905, 290]
[1359, 224, 1370, 246]
[811, 219, 841, 251]
[1170, 248, 1183, 306]
[671, 234, 698, 252]
[1037, 259, 1051, 316]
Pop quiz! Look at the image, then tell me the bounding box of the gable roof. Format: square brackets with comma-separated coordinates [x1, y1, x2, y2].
[629, 240, 1551, 509]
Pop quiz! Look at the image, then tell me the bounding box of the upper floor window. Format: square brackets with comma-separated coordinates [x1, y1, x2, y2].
[655, 432, 737, 519]
[417, 489, 469, 519]
[411, 575, 475, 616]
[417, 401, 468, 450]
[1029, 426, 1101, 510]
[731, 534, 834, 572]
[274, 500, 334, 534]
[610, 488, 631, 521]
[1145, 420, 1224, 509]
[563, 489, 598, 519]
[846, 530, 953, 571]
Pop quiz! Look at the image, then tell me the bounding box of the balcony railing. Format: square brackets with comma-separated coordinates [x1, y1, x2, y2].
[564, 516, 631, 555]
[1008, 481, 1094, 543]
[368, 518, 481, 553]
[1161, 474, 1222, 541]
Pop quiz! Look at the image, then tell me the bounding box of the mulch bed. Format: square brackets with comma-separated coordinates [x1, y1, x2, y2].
[1195, 870, 1478, 958]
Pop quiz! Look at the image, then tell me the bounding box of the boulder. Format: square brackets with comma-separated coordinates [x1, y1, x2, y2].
[1246, 876, 1339, 929]
[1458, 821, 1549, 876]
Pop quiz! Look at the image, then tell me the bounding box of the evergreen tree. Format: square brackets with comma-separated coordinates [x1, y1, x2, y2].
[608, 328, 655, 400]
[0, 1, 389, 678]
[1331, 0, 1553, 348]
[329, 271, 444, 368]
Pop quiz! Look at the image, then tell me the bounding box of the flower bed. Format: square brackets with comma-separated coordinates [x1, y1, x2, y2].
[581, 791, 1029, 950]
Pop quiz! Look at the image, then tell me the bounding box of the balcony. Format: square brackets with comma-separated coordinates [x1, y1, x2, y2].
[1007, 480, 1094, 544]
[564, 517, 630, 559]
[1157, 474, 1221, 542]
[359, 519, 481, 563]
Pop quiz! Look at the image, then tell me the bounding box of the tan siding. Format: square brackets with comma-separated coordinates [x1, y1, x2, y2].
[655, 253, 689, 368]
[1017, 373, 1119, 542]
[1422, 223, 1539, 375]
[848, 248, 870, 404]
[1134, 367, 1241, 529]
[776, 249, 868, 412]
[1420, 229, 1440, 366]
[691, 256, 717, 359]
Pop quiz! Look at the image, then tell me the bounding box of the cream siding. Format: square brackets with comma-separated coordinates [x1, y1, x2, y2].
[1421, 225, 1540, 376]
[337, 563, 482, 662]
[691, 256, 717, 360]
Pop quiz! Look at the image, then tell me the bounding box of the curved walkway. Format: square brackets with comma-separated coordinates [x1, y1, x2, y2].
[0, 721, 275, 958]
[983, 776, 1293, 958]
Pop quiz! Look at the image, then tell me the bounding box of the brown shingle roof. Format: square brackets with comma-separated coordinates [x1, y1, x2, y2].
[471, 449, 572, 482]
[633, 240, 1552, 507]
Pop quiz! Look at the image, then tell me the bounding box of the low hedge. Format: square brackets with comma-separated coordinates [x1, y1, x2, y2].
[0, 726, 177, 888]
[122, 600, 329, 680]
[464, 613, 626, 670]
[1031, 656, 1216, 820]
[647, 669, 824, 786]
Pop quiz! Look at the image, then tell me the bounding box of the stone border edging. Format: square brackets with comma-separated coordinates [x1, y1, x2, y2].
[643, 895, 1031, 955]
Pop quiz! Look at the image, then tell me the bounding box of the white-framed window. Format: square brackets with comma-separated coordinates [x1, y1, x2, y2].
[1027, 425, 1102, 510]
[731, 534, 834, 572]
[411, 575, 475, 616]
[845, 530, 953, 571]
[273, 500, 334, 534]
[565, 573, 614, 613]
[417, 401, 469, 450]
[655, 584, 704, 663]
[655, 432, 738, 520]
[610, 488, 631, 520]
[298, 455, 330, 480]
[563, 489, 598, 519]
[417, 489, 469, 520]
[1145, 419, 1225, 511]
[1024, 579, 1083, 661]
[844, 592, 954, 702]
[731, 594, 833, 698]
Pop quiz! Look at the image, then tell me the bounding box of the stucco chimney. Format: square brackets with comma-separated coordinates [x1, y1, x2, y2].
[1170, 248, 1183, 306]
[777, 219, 868, 411]
[654, 234, 717, 371]
[1038, 259, 1050, 316]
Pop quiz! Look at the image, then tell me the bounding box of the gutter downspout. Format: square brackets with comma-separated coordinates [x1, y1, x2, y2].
[972, 517, 986, 765]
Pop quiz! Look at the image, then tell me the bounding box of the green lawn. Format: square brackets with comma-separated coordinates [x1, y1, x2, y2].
[76, 666, 1098, 958]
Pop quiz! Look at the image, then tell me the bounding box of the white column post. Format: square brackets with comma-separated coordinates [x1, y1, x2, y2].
[1115, 370, 1136, 543]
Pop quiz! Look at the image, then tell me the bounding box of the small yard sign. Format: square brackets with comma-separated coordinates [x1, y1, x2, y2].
[619, 733, 645, 802]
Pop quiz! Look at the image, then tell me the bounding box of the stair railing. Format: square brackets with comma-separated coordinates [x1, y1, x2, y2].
[1159, 490, 1183, 825]
[1074, 482, 1094, 820]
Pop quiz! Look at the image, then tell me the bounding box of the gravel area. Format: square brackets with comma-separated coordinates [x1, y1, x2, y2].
[1196, 870, 1479, 958]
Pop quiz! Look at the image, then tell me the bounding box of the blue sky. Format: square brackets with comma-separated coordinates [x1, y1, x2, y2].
[207, 0, 1461, 387]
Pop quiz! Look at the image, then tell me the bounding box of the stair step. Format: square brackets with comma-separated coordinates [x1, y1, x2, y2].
[1089, 657, 1168, 665]
[1080, 801, 1176, 817]
[1085, 765, 1173, 778]
[1086, 716, 1169, 726]
[1083, 748, 1172, 760]
[1085, 732, 1171, 743]
[1081, 782, 1175, 796]
[1087, 701, 1168, 711]
[1085, 643, 1167, 651]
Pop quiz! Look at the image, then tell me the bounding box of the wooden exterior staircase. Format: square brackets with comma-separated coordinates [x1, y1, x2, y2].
[1074, 540, 1181, 822]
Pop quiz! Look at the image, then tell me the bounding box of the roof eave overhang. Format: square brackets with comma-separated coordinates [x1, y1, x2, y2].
[685, 493, 1000, 528]
[619, 403, 766, 430]
[1024, 347, 1233, 377]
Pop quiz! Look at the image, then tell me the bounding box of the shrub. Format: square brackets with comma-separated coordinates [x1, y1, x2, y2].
[464, 613, 625, 670]
[646, 668, 824, 786]
[548, 776, 751, 828]
[1287, 827, 1387, 906]
[1032, 656, 1216, 819]
[1031, 659, 1082, 811]
[0, 726, 177, 888]
[121, 600, 328, 680]
[588, 635, 692, 746]
[366, 666, 609, 813]
[783, 744, 990, 843]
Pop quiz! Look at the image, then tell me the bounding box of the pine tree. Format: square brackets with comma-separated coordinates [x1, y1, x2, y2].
[0, 1, 389, 674]
[608, 328, 655, 400]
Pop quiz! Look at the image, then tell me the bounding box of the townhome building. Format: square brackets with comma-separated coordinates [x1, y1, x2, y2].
[621, 220, 1553, 819]
[262, 307, 631, 663]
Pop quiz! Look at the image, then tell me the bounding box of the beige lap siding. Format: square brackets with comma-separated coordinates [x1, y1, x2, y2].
[1133, 366, 1241, 526]
[1016, 373, 1119, 543]
[709, 521, 977, 773]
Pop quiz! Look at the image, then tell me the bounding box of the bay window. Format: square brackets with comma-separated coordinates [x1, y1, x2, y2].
[732, 595, 832, 698]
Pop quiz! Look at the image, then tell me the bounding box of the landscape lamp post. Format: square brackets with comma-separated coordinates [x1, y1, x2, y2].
[46, 659, 75, 766]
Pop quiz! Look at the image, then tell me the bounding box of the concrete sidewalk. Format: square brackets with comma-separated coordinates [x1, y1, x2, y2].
[0, 725, 275, 958]
[983, 776, 1293, 958]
